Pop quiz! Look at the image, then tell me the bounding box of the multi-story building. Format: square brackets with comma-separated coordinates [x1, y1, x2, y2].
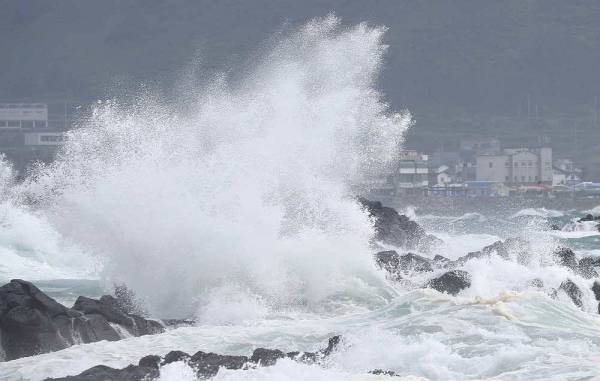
[390, 150, 429, 194]
[0, 103, 48, 129]
[476, 147, 552, 185]
[0, 103, 67, 174]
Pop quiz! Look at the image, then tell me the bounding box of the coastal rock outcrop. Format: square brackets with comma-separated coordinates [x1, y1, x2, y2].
[427, 270, 471, 296]
[46, 335, 343, 380]
[0, 279, 164, 361]
[374, 251, 433, 280]
[358, 198, 440, 250]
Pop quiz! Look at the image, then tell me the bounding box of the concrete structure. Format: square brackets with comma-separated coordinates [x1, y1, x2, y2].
[0, 103, 48, 129]
[24, 132, 66, 146]
[390, 150, 429, 194]
[476, 147, 552, 185]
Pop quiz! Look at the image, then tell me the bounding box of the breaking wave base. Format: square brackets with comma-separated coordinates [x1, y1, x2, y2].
[1, 16, 600, 381]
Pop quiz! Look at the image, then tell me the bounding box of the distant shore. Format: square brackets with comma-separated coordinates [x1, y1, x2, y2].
[376, 195, 599, 217]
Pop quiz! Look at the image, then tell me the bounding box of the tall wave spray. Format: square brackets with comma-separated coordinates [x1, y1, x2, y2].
[23, 16, 410, 318]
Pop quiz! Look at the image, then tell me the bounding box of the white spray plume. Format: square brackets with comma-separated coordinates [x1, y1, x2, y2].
[22, 15, 410, 317]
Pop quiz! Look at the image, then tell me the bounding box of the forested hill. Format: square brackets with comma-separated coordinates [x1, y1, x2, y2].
[2, 1, 600, 176]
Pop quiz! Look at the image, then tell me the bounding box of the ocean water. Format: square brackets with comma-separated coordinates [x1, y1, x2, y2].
[2, 16, 600, 380]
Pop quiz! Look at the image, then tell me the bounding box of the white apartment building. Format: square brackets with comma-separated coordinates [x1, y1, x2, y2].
[0, 103, 48, 129]
[476, 147, 552, 185]
[390, 151, 429, 193]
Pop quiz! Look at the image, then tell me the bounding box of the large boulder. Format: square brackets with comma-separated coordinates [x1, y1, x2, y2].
[0, 280, 164, 361]
[427, 270, 471, 296]
[554, 247, 578, 271]
[358, 198, 438, 250]
[578, 257, 600, 279]
[73, 295, 163, 337]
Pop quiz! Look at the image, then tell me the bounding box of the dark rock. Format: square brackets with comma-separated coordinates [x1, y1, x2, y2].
[138, 354, 161, 369]
[559, 279, 583, 308]
[161, 318, 196, 328]
[433, 255, 450, 265]
[287, 335, 341, 363]
[46, 336, 343, 380]
[0, 279, 98, 361]
[358, 198, 430, 249]
[72, 296, 163, 336]
[592, 281, 600, 301]
[427, 270, 471, 296]
[162, 350, 191, 365]
[592, 281, 600, 314]
[44, 364, 159, 381]
[579, 214, 596, 222]
[190, 351, 248, 378]
[370, 369, 399, 376]
[578, 257, 600, 279]
[451, 239, 514, 267]
[250, 348, 286, 366]
[554, 247, 578, 271]
[0, 280, 164, 361]
[550, 224, 561, 231]
[320, 335, 341, 356]
[375, 251, 432, 279]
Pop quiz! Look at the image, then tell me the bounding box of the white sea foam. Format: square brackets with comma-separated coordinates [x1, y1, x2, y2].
[510, 208, 564, 219]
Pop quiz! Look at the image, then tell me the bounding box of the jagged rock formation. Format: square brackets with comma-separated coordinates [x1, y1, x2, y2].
[358, 197, 440, 250]
[0, 279, 164, 361]
[46, 336, 344, 380]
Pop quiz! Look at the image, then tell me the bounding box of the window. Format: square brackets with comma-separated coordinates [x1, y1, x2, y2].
[521, 162, 527, 167]
[489, 162, 493, 168]
[21, 121, 34, 128]
[514, 176, 518, 181]
[40, 135, 64, 142]
[521, 176, 525, 182]
[505, 162, 510, 167]
[7, 121, 19, 127]
[514, 162, 518, 167]
[528, 161, 533, 166]
[34, 120, 46, 128]
[505, 176, 509, 181]
[0, 121, 6, 127]
[528, 176, 532, 182]
[535, 176, 539, 181]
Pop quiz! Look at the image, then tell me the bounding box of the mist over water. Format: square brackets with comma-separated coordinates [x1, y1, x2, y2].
[17, 16, 410, 318]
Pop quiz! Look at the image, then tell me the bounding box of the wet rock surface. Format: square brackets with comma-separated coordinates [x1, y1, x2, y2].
[46, 335, 344, 380]
[427, 270, 472, 296]
[358, 197, 439, 250]
[557, 279, 583, 308]
[0, 279, 164, 361]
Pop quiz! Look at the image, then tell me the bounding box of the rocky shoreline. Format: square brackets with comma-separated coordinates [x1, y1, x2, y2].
[2, 200, 600, 380]
[0, 279, 164, 362]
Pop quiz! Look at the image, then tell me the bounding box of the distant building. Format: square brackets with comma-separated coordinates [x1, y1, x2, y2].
[0, 103, 70, 174]
[429, 165, 453, 186]
[0, 103, 48, 129]
[476, 147, 552, 185]
[390, 150, 429, 194]
[464, 181, 510, 197]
